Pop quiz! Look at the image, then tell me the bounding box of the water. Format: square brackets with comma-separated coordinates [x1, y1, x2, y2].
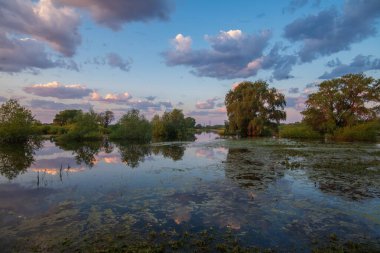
[0, 133, 379, 251]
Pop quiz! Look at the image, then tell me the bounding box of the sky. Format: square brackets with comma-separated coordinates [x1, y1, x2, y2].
[0, 0, 380, 124]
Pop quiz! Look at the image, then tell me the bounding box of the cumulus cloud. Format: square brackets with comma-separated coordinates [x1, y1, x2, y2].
[0, 0, 82, 73]
[89, 91, 172, 111]
[284, 0, 380, 62]
[164, 30, 297, 80]
[55, 0, 173, 30]
[319, 55, 380, 79]
[164, 30, 272, 79]
[288, 87, 299, 94]
[173, 34, 192, 52]
[89, 91, 132, 104]
[23, 81, 92, 99]
[0, 0, 81, 57]
[0, 33, 78, 73]
[195, 97, 220, 110]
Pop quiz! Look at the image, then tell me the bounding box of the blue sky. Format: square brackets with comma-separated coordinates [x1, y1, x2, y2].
[1, 0, 380, 124]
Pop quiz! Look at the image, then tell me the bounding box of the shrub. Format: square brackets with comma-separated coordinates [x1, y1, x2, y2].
[333, 121, 380, 142]
[279, 123, 322, 139]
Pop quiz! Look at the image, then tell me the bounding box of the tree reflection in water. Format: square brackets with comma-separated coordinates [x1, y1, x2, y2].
[0, 138, 42, 180]
[152, 144, 185, 161]
[55, 139, 110, 167]
[116, 142, 186, 168]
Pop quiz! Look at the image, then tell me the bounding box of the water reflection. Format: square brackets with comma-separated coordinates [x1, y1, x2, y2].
[0, 136, 379, 252]
[0, 139, 42, 180]
[55, 140, 111, 167]
[224, 146, 285, 190]
[116, 142, 151, 168]
[152, 144, 185, 161]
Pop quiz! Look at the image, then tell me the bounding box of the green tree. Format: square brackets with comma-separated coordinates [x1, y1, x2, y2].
[0, 99, 38, 142]
[302, 73, 380, 134]
[225, 81, 286, 137]
[58, 110, 102, 141]
[110, 109, 151, 141]
[53, 109, 82, 126]
[98, 110, 115, 128]
[185, 117, 196, 129]
[151, 109, 191, 140]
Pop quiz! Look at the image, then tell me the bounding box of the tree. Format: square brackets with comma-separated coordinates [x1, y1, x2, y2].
[0, 99, 38, 142]
[302, 73, 380, 134]
[185, 117, 196, 129]
[110, 109, 151, 141]
[57, 110, 102, 141]
[151, 109, 191, 140]
[225, 81, 286, 137]
[98, 110, 115, 128]
[53, 110, 82, 126]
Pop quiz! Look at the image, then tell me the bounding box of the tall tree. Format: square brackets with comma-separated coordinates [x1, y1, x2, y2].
[302, 73, 380, 134]
[225, 81, 286, 137]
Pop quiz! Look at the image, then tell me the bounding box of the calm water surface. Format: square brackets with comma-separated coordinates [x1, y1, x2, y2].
[0, 133, 379, 251]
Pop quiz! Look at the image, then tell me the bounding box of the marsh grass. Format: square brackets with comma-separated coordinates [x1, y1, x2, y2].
[279, 123, 322, 140]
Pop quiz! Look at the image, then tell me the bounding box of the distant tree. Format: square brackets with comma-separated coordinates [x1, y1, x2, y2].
[0, 99, 38, 142]
[225, 81, 286, 137]
[57, 110, 102, 141]
[302, 73, 380, 134]
[110, 109, 151, 141]
[53, 109, 82, 126]
[185, 117, 196, 129]
[98, 110, 115, 128]
[152, 109, 191, 140]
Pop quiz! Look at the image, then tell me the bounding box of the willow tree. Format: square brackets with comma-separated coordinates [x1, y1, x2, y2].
[302, 73, 380, 134]
[225, 81, 286, 137]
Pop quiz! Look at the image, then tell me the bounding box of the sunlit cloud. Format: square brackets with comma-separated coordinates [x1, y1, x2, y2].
[24, 81, 92, 99]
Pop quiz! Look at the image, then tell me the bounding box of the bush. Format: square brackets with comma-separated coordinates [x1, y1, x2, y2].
[110, 109, 151, 142]
[279, 123, 322, 139]
[333, 121, 380, 142]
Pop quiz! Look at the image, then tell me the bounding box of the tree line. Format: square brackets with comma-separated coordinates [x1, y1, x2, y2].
[0, 73, 379, 143]
[0, 100, 196, 143]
